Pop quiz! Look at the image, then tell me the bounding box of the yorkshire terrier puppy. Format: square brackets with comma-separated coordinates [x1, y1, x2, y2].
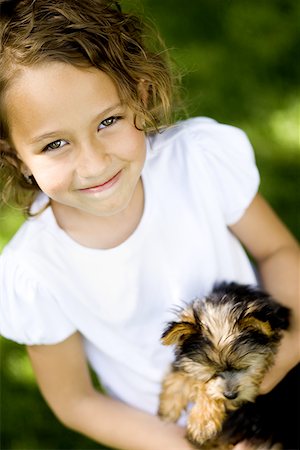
[158, 282, 299, 449]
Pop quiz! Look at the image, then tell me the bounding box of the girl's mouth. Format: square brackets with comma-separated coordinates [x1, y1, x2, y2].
[79, 170, 122, 193]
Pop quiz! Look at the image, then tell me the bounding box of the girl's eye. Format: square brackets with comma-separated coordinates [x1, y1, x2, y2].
[98, 116, 122, 130]
[43, 139, 68, 152]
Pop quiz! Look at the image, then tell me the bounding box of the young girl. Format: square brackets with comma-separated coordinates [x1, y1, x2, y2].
[0, 1, 299, 449]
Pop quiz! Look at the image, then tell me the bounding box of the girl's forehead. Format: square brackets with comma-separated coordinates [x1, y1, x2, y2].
[6, 63, 123, 144]
[6, 63, 121, 116]
[10, 62, 118, 94]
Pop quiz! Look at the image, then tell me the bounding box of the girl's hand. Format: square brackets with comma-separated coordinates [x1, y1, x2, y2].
[259, 329, 300, 394]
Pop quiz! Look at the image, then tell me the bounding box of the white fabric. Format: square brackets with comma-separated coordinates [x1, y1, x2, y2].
[0, 117, 259, 415]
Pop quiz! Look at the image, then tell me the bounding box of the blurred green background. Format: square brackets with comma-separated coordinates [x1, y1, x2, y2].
[0, 0, 299, 449]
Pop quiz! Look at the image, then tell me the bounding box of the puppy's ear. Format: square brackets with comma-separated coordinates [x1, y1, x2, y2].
[161, 321, 197, 346]
[239, 300, 291, 335]
[238, 316, 273, 337]
[265, 303, 290, 331]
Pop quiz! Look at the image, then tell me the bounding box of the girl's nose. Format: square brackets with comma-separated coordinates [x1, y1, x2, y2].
[76, 140, 110, 178]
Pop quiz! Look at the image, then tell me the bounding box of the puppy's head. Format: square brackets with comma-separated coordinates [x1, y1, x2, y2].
[162, 282, 290, 406]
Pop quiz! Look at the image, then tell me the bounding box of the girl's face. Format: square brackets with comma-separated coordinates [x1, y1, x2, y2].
[6, 63, 146, 219]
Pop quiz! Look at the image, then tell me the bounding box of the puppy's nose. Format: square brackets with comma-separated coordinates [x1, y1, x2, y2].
[223, 391, 238, 400]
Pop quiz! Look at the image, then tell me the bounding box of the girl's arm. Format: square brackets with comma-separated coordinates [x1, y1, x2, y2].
[27, 332, 194, 450]
[230, 193, 300, 393]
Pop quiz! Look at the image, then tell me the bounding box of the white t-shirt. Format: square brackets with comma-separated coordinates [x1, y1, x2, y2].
[0, 117, 259, 415]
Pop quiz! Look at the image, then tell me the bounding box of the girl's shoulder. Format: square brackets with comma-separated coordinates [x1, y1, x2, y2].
[147, 116, 258, 182]
[147, 116, 251, 151]
[146, 117, 260, 225]
[0, 196, 76, 345]
[0, 245, 76, 345]
[0, 209, 76, 345]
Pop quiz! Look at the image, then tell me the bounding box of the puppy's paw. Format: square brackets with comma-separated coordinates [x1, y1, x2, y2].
[186, 397, 225, 446]
[157, 405, 181, 423]
[187, 419, 219, 446]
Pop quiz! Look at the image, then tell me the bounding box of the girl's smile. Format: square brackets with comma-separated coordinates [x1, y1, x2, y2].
[6, 63, 147, 245]
[77, 169, 122, 193]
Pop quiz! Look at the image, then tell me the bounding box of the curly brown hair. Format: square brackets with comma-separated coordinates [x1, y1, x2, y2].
[0, 0, 181, 215]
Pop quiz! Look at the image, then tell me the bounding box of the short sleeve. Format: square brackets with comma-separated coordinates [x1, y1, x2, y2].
[190, 118, 260, 224]
[0, 250, 76, 345]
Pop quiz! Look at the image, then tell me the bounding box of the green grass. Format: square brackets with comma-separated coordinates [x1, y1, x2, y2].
[1, 339, 107, 450]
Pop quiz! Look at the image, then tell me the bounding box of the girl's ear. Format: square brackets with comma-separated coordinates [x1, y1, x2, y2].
[138, 78, 149, 107]
[17, 156, 33, 182]
[22, 166, 32, 177]
[18, 158, 32, 178]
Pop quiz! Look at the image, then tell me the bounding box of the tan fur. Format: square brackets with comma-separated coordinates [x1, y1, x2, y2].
[199, 302, 238, 350]
[180, 304, 197, 324]
[187, 383, 226, 446]
[158, 371, 197, 422]
[239, 316, 273, 336]
[158, 372, 227, 445]
[161, 322, 196, 345]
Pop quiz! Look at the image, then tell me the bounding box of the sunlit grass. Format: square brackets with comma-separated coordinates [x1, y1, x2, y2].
[0, 207, 24, 252]
[268, 99, 300, 152]
[3, 344, 35, 385]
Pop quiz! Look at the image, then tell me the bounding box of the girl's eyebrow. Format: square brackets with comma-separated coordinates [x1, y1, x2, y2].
[28, 102, 123, 145]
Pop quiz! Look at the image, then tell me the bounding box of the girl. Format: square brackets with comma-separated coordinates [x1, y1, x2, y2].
[0, 1, 299, 449]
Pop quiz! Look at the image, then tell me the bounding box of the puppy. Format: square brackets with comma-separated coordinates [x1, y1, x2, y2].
[158, 282, 298, 449]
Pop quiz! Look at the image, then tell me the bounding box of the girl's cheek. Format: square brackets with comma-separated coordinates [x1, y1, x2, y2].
[125, 130, 147, 160]
[33, 167, 69, 196]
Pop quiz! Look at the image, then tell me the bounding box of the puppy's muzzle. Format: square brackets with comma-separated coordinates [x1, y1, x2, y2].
[223, 390, 238, 400]
[219, 371, 240, 401]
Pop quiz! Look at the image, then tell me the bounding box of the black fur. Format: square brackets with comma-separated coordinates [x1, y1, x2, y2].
[212, 282, 291, 331]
